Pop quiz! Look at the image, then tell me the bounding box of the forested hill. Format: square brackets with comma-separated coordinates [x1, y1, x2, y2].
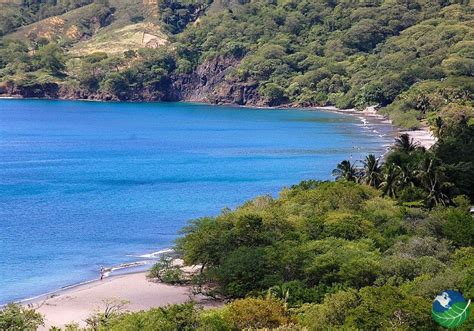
[0, 0, 473, 129]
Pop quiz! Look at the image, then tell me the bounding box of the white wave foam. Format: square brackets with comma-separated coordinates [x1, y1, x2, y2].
[358, 117, 369, 125]
[129, 248, 174, 259]
[109, 260, 150, 272]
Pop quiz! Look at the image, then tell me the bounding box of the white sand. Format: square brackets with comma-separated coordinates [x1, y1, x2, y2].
[26, 272, 215, 330]
[319, 105, 437, 150]
[399, 127, 437, 150]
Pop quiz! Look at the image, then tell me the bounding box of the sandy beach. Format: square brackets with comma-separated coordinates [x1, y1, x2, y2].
[319, 105, 437, 150]
[25, 271, 216, 330]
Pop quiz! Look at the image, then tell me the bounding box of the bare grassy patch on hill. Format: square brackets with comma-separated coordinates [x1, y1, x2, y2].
[71, 22, 167, 55]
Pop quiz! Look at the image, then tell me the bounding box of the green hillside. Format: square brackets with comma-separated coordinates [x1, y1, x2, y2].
[0, 0, 95, 36]
[0, 1, 472, 129]
[2, 0, 167, 54]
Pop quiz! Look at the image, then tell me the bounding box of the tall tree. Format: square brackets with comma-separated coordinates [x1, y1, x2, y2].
[362, 154, 382, 188]
[332, 160, 359, 182]
[35, 43, 65, 76]
[394, 134, 419, 153]
[415, 155, 451, 206]
[379, 163, 400, 198]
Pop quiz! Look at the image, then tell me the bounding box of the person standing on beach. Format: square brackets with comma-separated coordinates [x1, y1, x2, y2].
[100, 266, 105, 280]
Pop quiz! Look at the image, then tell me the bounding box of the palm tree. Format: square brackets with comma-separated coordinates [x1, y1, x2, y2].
[379, 163, 400, 198]
[362, 154, 382, 187]
[398, 163, 416, 189]
[332, 160, 359, 182]
[415, 155, 451, 206]
[394, 133, 419, 152]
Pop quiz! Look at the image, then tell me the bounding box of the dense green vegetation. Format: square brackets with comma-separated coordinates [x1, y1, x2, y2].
[0, 0, 95, 36]
[0, 303, 44, 330]
[168, 126, 472, 330]
[156, 0, 211, 34]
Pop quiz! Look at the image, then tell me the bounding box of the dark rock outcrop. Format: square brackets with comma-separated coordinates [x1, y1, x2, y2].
[169, 56, 263, 106]
[1, 81, 59, 99]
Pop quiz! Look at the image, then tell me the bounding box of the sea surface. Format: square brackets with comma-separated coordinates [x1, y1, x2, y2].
[0, 100, 393, 304]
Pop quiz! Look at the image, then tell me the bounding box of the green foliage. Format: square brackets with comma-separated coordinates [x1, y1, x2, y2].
[259, 83, 287, 106]
[0, 303, 44, 331]
[174, 155, 472, 329]
[430, 207, 474, 247]
[300, 285, 434, 329]
[157, 0, 210, 34]
[222, 297, 290, 330]
[107, 302, 200, 331]
[148, 257, 184, 285]
[268, 281, 322, 308]
[346, 285, 434, 330]
[0, 0, 94, 36]
[35, 43, 66, 76]
[298, 289, 359, 329]
[1, 0, 472, 129]
[170, 0, 473, 119]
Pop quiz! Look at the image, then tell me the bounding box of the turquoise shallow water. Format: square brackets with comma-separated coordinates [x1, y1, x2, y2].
[0, 100, 393, 304]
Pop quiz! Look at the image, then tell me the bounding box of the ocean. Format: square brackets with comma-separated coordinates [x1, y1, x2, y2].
[0, 100, 393, 304]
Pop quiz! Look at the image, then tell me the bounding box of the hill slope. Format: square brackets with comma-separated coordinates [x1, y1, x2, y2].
[3, 0, 167, 54]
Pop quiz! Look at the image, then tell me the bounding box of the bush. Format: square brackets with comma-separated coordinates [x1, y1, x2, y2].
[148, 257, 184, 284]
[260, 83, 287, 106]
[222, 297, 290, 330]
[298, 290, 359, 329]
[269, 281, 322, 307]
[442, 209, 474, 246]
[197, 309, 230, 331]
[390, 109, 421, 129]
[0, 303, 44, 331]
[346, 285, 434, 329]
[108, 302, 200, 331]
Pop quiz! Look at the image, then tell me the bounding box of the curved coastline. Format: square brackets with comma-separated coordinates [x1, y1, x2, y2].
[2, 100, 427, 306]
[25, 270, 216, 330]
[5, 248, 175, 308]
[0, 99, 431, 323]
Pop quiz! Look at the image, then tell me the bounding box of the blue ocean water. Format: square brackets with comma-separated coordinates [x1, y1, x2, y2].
[0, 100, 393, 304]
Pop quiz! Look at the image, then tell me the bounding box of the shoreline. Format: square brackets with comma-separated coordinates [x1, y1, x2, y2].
[1, 248, 177, 309]
[0, 97, 436, 149]
[25, 271, 219, 330]
[316, 105, 436, 150]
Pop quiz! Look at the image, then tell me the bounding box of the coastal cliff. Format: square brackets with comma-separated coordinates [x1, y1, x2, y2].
[0, 56, 267, 106]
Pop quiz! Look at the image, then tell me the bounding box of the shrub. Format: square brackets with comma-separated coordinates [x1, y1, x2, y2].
[260, 83, 287, 106]
[0, 303, 44, 331]
[197, 309, 230, 331]
[345, 285, 434, 329]
[390, 109, 421, 129]
[269, 281, 322, 307]
[148, 257, 184, 285]
[222, 297, 290, 330]
[108, 302, 200, 331]
[298, 290, 359, 329]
